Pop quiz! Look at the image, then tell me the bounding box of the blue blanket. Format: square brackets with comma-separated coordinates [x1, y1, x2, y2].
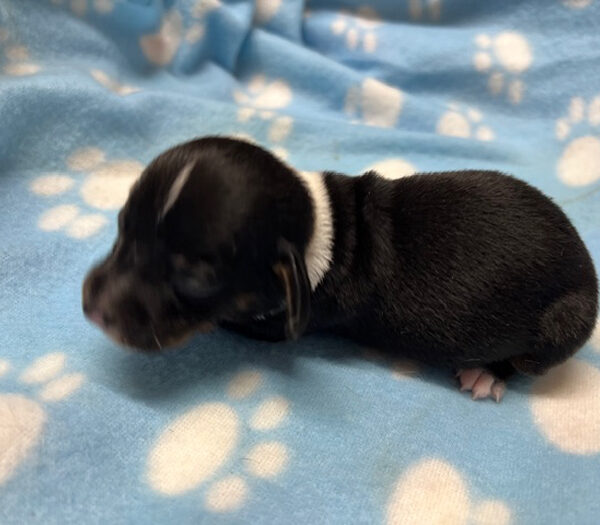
[1, 1, 599, 523]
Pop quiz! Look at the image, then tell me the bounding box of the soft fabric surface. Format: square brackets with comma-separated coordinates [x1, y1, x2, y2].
[1, 1, 599, 523]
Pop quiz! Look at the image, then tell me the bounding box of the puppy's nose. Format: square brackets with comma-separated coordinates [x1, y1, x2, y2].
[83, 302, 113, 329]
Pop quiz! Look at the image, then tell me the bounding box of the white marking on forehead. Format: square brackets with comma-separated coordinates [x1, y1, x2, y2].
[160, 161, 194, 220]
[295, 171, 334, 290]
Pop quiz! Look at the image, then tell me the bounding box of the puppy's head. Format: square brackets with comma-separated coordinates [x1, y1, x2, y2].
[82, 137, 313, 351]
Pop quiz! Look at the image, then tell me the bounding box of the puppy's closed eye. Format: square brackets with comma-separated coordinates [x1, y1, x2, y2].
[170, 256, 222, 302]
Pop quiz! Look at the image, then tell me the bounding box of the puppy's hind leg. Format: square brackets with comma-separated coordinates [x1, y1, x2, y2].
[511, 290, 598, 376]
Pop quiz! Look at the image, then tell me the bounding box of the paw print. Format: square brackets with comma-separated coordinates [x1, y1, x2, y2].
[147, 370, 290, 513]
[254, 0, 283, 24]
[408, 0, 442, 22]
[473, 32, 533, 104]
[562, 0, 593, 8]
[530, 359, 600, 454]
[90, 69, 139, 96]
[330, 6, 381, 53]
[366, 158, 418, 180]
[233, 75, 294, 159]
[436, 103, 495, 141]
[386, 458, 512, 525]
[140, 10, 183, 66]
[139, 1, 220, 65]
[48, 0, 115, 17]
[30, 147, 143, 239]
[184, 0, 221, 44]
[345, 78, 404, 128]
[0, 27, 40, 76]
[555, 95, 600, 186]
[233, 74, 293, 111]
[0, 352, 85, 486]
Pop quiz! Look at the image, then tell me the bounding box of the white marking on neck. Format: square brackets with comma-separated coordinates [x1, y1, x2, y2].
[160, 161, 194, 220]
[295, 171, 334, 290]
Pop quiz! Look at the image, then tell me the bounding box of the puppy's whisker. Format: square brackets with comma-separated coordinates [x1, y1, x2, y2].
[151, 324, 162, 350]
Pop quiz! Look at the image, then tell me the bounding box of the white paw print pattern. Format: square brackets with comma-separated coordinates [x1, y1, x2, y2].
[555, 95, 600, 187]
[49, 0, 115, 16]
[530, 359, 600, 455]
[330, 6, 381, 53]
[562, 0, 593, 8]
[30, 147, 143, 239]
[408, 0, 442, 22]
[139, 1, 220, 65]
[367, 158, 418, 180]
[0, 27, 41, 77]
[253, 0, 283, 24]
[345, 78, 404, 128]
[184, 0, 221, 44]
[140, 10, 183, 66]
[147, 369, 291, 513]
[234, 74, 292, 111]
[386, 458, 512, 525]
[90, 69, 139, 96]
[473, 32, 533, 105]
[436, 103, 495, 142]
[0, 353, 85, 486]
[233, 74, 294, 159]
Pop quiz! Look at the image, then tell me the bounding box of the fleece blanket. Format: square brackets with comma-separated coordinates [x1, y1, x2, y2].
[1, 1, 599, 523]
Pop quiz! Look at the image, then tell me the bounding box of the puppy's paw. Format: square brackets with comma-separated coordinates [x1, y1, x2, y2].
[456, 368, 506, 402]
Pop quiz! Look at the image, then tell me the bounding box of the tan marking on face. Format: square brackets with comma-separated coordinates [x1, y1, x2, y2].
[196, 321, 215, 334]
[235, 293, 257, 312]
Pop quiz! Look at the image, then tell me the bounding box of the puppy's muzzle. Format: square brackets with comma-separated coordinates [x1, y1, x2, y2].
[82, 300, 111, 330]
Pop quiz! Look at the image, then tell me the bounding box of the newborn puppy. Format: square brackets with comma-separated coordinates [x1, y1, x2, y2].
[82, 137, 598, 401]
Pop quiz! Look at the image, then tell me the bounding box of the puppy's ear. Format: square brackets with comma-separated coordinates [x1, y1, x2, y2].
[273, 239, 311, 340]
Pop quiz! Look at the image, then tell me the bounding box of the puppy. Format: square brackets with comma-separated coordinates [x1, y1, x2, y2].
[82, 137, 598, 401]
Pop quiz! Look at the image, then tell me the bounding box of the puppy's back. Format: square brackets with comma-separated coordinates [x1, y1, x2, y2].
[320, 170, 597, 368]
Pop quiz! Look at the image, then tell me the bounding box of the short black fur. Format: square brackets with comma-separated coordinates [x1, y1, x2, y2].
[310, 170, 598, 374]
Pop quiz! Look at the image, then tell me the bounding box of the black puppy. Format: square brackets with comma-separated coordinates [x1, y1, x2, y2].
[82, 137, 598, 401]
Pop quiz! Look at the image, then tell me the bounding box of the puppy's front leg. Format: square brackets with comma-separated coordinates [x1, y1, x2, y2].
[220, 314, 288, 343]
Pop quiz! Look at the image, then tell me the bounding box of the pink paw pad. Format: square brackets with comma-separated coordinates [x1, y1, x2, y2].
[457, 368, 506, 402]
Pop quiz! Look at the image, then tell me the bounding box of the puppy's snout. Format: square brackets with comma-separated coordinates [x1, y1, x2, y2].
[82, 264, 167, 350]
[82, 267, 113, 329]
[82, 246, 203, 351]
[83, 300, 113, 329]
